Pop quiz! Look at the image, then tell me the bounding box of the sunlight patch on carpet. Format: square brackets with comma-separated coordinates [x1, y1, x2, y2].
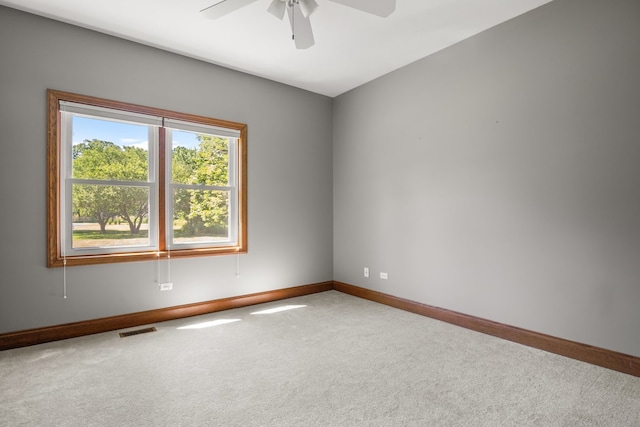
[177, 319, 241, 330]
[250, 305, 307, 315]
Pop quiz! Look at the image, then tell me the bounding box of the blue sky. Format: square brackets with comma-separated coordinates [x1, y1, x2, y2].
[72, 116, 200, 149]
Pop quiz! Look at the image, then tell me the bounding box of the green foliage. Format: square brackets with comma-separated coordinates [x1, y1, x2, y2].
[71, 134, 231, 239]
[72, 139, 148, 181]
[193, 134, 229, 186]
[72, 139, 149, 234]
[172, 134, 230, 237]
[72, 184, 117, 233]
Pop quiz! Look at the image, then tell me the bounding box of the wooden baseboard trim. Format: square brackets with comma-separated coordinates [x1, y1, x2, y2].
[0, 281, 333, 351]
[333, 281, 640, 377]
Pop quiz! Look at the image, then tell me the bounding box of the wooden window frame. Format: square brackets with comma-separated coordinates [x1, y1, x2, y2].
[47, 89, 247, 267]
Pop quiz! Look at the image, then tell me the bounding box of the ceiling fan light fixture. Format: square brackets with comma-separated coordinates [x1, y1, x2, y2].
[298, 0, 319, 18]
[267, 0, 287, 19]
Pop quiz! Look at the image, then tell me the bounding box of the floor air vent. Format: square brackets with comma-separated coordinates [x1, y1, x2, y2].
[119, 327, 157, 338]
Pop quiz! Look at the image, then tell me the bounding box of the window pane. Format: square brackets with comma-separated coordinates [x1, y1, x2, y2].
[171, 130, 229, 186]
[172, 188, 230, 244]
[72, 116, 149, 182]
[71, 184, 150, 248]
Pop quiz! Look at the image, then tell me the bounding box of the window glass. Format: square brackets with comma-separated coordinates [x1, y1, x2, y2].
[171, 130, 229, 186]
[71, 184, 151, 249]
[71, 116, 149, 181]
[169, 129, 236, 247]
[172, 188, 230, 245]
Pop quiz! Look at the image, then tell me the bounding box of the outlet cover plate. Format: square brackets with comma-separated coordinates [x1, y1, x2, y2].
[159, 282, 173, 291]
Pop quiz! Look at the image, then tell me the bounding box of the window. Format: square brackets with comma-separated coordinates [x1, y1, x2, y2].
[47, 90, 247, 267]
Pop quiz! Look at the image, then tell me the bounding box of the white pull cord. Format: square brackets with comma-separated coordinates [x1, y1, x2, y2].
[167, 246, 172, 283]
[63, 258, 67, 299]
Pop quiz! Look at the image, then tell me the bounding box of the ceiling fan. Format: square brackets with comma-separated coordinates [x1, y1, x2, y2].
[201, 0, 396, 49]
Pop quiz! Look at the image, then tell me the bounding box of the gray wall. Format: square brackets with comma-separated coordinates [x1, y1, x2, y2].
[334, 0, 640, 357]
[0, 7, 333, 333]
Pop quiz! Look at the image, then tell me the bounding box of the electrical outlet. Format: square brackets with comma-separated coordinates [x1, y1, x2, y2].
[380, 272, 388, 280]
[364, 267, 369, 278]
[159, 282, 173, 291]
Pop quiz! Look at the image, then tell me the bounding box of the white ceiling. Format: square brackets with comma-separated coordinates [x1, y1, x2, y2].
[1, 0, 553, 97]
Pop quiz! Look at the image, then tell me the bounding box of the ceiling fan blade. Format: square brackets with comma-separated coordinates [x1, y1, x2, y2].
[328, 0, 396, 17]
[298, 0, 319, 18]
[201, 0, 260, 19]
[287, 4, 315, 49]
[267, 0, 286, 20]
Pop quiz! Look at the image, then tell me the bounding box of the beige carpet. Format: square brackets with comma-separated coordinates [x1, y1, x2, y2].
[1, 291, 639, 426]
